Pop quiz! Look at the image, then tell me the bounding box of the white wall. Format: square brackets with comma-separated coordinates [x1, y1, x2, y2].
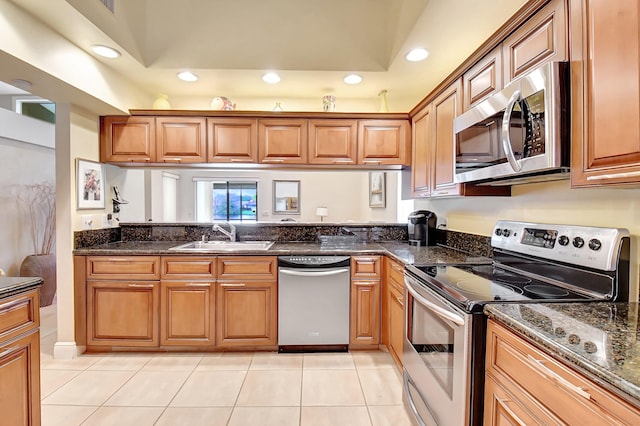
[125, 169, 402, 223]
[415, 179, 640, 301]
[0, 121, 55, 275]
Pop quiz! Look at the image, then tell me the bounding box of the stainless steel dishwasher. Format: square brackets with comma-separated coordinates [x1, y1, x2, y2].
[278, 255, 351, 352]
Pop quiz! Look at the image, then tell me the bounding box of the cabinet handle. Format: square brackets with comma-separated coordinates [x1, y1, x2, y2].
[220, 283, 246, 287]
[128, 283, 154, 288]
[186, 283, 211, 287]
[262, 159, 285, 163]
[431, 190, 452, 196]
[229, 159, 248, 162]
[130, 157, 151, 162]
[333, 160, 354, 164]
[0, 346, 18, 358]
[354, 281, 379, 286]
[0, 299, 27, 312]
[526, 355, 591, 400]
[162, 157, 183, 162]
[391, 264, 403, 272]
[586, 170, 640, 181]
[394, 295, 404, 306]
[363, 160, 381, 165]
[495, 397, 527, 426]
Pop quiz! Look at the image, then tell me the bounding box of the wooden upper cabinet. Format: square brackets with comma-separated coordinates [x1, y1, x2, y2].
[258, 118, 308, 164]
[570, 0, 640, 187]
[308, 119, 357, 165]
[502, 0, 567, 83]
[411, 104, 432, 197]
[357, 120, 410, 166]
[156, 117, 206, 163]
[100, 116, 156, 163]
[431, 79, 463, 197]
[463, 46, 503, 111]
[207, 118, 258, 163]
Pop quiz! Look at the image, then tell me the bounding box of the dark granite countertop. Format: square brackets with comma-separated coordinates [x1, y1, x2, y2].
[0, 277, 43, 299]
[72, 240, 491, 266]
[485, 303, 640, 407]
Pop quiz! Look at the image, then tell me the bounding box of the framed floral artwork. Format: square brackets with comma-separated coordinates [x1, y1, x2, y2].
[76, 158, 105, 209]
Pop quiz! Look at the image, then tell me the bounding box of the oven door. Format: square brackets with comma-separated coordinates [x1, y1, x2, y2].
[403, 273, 472, 426]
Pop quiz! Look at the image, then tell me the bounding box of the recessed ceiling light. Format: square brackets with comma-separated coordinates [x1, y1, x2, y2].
[343, 74, 363, 85]
[406, 48, 429, 62]
[91, 44, 120, 59]
[262, 72, 281, 84]
[177, 71, 198, 82]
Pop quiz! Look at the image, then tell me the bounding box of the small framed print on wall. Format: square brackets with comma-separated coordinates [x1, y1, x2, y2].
[76, 158, 105, 209]
[369, 171, 386, 208]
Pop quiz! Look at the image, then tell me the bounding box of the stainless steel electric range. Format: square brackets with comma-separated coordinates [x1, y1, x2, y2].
[402, 220, 631, 426]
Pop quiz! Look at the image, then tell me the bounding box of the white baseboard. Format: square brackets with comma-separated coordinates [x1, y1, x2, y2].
[53, 342, 80, 359]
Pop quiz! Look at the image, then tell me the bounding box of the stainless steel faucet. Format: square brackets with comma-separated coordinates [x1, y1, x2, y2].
[212, 222, 236, 241]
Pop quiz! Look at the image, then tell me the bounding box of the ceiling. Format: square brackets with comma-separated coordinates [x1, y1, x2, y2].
[7, 0, 527, 111]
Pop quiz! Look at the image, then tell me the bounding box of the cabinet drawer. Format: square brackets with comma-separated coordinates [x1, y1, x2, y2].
[385, 258, 404, 291]
[487, 320, 640, 424]
[0, 290, 39, 342]
[161, 256, 216, 279]
[217, 256, 277, 280]
[87, 256, 161, 280]
[351, 256, 382, 278]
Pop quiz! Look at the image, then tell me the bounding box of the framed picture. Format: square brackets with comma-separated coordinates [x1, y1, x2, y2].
[273, 180, 300, 214]
[369, 171, 386, 208]
[76, 158, 105, 209]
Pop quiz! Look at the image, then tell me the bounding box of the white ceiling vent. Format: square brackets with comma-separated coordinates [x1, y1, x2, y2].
[98, 0, 114, 13]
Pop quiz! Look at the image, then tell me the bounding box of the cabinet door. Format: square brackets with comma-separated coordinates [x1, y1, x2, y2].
[308, 119, 357, 165]
[351, 256, 382, 279]
[388, 281, 404, 368]
[350, 279, 380, 348]
[463, 46, 503, 111]
[0, 289, 39, 343]
[156, 117, 206, 163]
[87, 281, 159, 347]
[100, 116, 156, 163]
[411, 105, 432, 197]
[160, 281, 215, 346]
[484, 374, 546, 426]
[357, 120, 410, 166]
[503, 0, 567, 83]
[258, 119, 308, 164]
[0, 331, 40, 426]
[570, 0, 640, 186]
[216, 281, 277, 347]
[207, 118, 258, 163]
[431, 79, 463, 197]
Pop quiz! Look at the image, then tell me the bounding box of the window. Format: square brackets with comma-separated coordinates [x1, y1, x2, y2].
[195, 180, 257, 222]
[13, 97, 55, 124]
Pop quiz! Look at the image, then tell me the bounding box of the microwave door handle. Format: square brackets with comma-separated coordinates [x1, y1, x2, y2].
[405, 278, 465, 327]
[501, 89, 523, 172]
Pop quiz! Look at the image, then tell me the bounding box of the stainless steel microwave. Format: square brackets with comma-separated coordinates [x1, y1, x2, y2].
[453, 61, 570, 185]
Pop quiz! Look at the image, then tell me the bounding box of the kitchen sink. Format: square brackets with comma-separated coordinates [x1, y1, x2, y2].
[168, 240, 274, 252]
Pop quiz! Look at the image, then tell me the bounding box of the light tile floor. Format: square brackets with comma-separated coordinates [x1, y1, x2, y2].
[39, 304, 413, 425]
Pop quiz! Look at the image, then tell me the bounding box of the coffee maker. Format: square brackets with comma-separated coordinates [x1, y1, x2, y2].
[408, 210, 437, 246]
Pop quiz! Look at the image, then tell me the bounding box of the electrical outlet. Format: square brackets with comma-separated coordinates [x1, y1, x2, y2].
[102, 213, 112, 227]
[81, 215, 93, 230]
[438, 217, 448, 229]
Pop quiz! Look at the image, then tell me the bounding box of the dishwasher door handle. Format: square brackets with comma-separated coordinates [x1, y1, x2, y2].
[279, 268, 350, 277]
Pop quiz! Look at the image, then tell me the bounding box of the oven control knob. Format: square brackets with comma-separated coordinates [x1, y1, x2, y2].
[588, 238, 602, 251]
[495, 228, 502, 236]
[572, 237, 585, 248]
[568, 334, 581, 345]
[502, 229, 511, 237]
[584, 341, 598, 354]
[554, 327, 566, 338]
[558, 235, 570, 246]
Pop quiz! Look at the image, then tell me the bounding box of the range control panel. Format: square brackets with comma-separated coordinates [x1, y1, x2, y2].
[492, 221, 629, 271]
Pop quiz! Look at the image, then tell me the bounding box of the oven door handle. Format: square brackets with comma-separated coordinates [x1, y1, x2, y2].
[501, 89, 523, 173]
[406, 279, 465, 327]
[279, 268, 349, 277]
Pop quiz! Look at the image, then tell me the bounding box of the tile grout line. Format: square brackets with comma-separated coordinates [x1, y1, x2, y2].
[151, 357, 201, 425]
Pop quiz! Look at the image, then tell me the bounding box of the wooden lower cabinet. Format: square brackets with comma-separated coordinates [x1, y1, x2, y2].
[388, 282, 404, 366]
[350, 279, 380, 349]
[160, 281, 215, 346]
[216, 281, 277, 347]
[87, 281, 159, 347]
[485, 320, 640, 425]
[0, 289, 40, 426]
